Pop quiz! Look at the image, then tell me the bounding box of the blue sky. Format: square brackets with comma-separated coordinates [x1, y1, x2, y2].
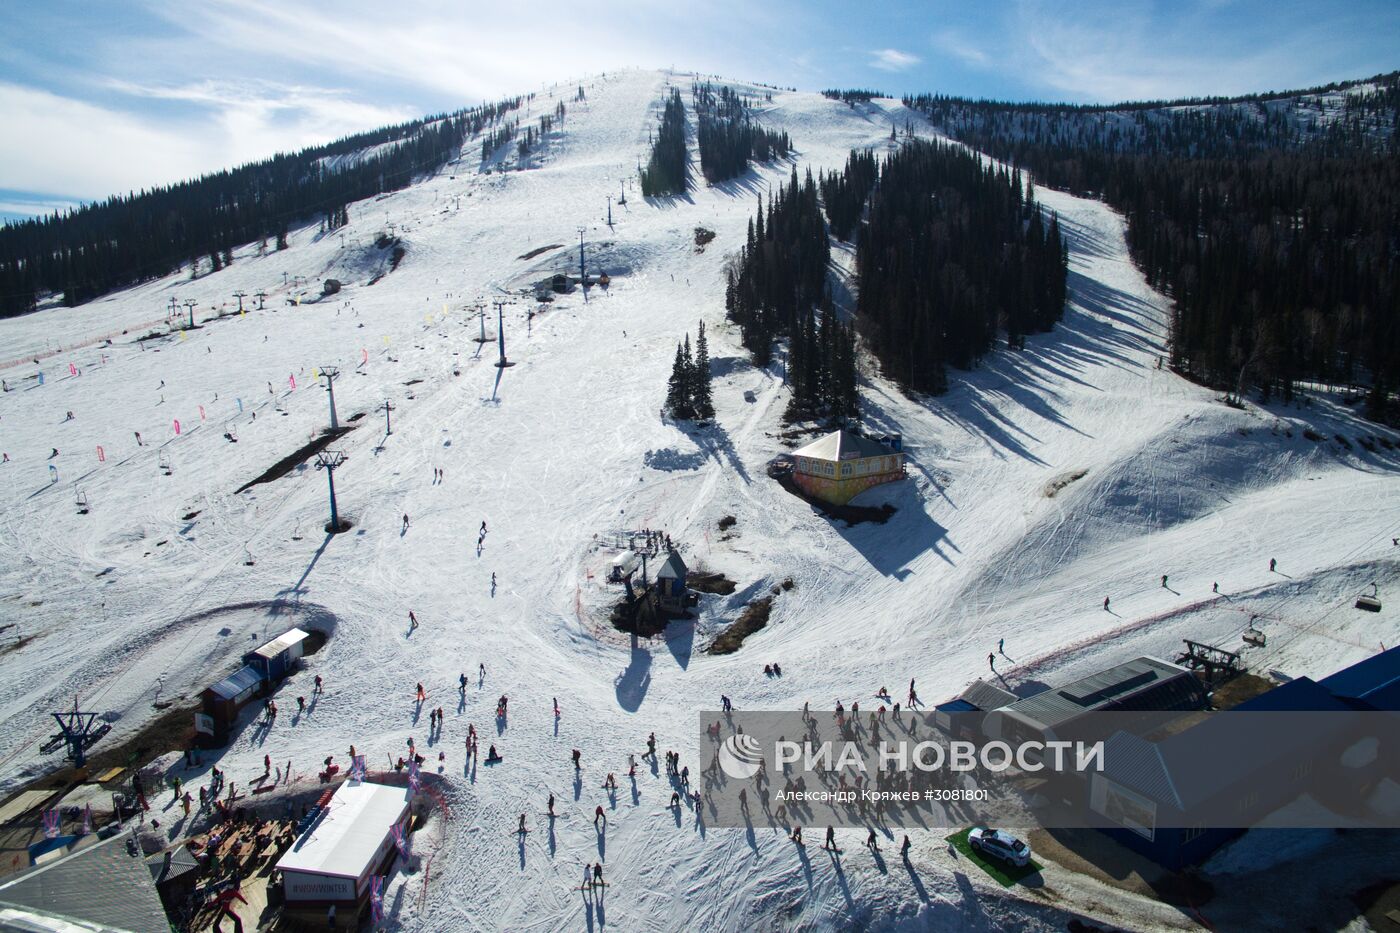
[1, 0, 1395, 219]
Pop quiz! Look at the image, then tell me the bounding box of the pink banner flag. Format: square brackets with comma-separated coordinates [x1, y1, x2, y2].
[390, 820, 407, 854]
[96, 446, 105, 462]
[198, 405, 206, 421]
[371, 876, 385, 922]
[173, 419, 181, 435]
[362, 348, 368, 365]
[289, 374, 296, 390]
[69, 363, 76, 376]
[42, 809, 59, 839]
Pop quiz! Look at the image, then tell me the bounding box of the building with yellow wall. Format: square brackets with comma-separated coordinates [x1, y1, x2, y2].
[790, 429, 905, 505]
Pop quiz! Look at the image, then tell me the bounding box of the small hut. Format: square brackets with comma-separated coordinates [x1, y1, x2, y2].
[654, 551, 689, 614]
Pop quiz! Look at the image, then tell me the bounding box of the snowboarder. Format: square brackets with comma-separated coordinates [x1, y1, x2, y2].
[592, 862, 604, 886]
[773, 662, 782, 676]
[791, 825, 803, 844]
[49, 448, 58, 458]
[572, 749, 581, 769]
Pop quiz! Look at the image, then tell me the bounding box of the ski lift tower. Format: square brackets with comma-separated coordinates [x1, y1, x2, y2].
[493, 301, 515, 368]
[50, 698, 102, 768]
[319, 366, 341, 431]
[315, 450, 348, 532]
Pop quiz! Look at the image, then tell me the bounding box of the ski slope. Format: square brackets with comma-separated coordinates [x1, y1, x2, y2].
[1, 69, 1397, 931]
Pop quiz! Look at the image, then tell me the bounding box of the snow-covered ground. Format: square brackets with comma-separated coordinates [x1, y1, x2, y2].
[1, 69, 1397, 931]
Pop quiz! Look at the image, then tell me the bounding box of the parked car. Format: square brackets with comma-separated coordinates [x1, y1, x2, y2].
[967, 827, 1031, 867]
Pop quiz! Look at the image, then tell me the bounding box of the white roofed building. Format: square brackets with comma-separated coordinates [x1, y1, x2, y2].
[276, 781, 411, 915]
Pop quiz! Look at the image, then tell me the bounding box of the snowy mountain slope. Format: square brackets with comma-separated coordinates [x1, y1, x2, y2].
[1, 69, 1397, 931]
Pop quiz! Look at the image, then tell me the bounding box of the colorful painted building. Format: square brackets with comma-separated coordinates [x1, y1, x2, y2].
[790, 430, 905, 505]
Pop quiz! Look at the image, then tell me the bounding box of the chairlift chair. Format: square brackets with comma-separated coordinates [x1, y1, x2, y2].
[1242, 617, 1266, 647]
[1356, 582, 1382, 613]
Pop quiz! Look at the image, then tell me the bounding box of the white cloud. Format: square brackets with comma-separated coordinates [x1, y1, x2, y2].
[869, 48, 921, 72]
[932, 30, 989, 68]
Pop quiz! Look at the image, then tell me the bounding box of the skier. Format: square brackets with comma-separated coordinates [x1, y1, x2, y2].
[134, 431, 143, 446]
[49, 448, 58, 458]
[867, 828, 878, 850]
[572, 749, 581, 769]
[592, 862, 604, 886]
[1103, 596, 1110, 610]
[402, 513, 410, 532]
[553, 697, 560, 717]
[548, 793, 555, 816]
[416, 683, 426, 702]
[773, 662, 782, 676]
[1162, 574, 1169, 588]
[901, 835, 911, 857]
[518, 813, 526, 833]
[1269, 558, 1277, 572]
[645, 732, 656, 758]
[998, 638, 1005, 655]
[825, 825, 836, 850]
[1213, 582, 1219, 593]
[263, 755, 271, 774]
[480, 520, 487, 535]
[409, 610, 418, 630]
[594, 805, 605, 826]
[297, 696, 306, 713]
[627, 754, 636, 777]
[314, 675, 323, 694]
[791, 825, 803, 844]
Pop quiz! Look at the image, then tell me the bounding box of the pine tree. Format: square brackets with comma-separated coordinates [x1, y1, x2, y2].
[666, 343, 689, 418]
[694, 321, 714, 420]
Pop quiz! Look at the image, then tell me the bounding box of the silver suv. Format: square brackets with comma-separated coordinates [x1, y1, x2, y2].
[967, 827, 1031, 867]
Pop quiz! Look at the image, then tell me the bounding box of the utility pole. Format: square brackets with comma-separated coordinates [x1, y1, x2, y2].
[167, 296, 179, 322]
[619, 179, 626, 206]
[320, 366, 341, 431]
[283, 271, 289, 287]
[232, 290, 247, 313]
[183, 299, 197, 329]
[606, 196, 613, 226]
[382, 400, 394, 435]
[316, 450, 348, 532]
[254, 290, 267, 310]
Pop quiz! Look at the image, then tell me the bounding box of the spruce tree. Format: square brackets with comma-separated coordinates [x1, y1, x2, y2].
[694, 321, 714, 421]
[666, 343, 689, 418]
